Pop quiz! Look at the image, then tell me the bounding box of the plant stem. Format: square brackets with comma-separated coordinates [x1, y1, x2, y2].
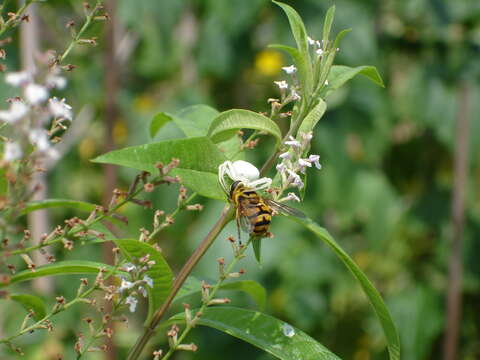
[126, 204, 234, 360]
[0, 0, 33, 38]
[57, 0, 102, 64]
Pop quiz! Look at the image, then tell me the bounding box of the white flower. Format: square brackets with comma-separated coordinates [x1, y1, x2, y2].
[124, 263, 136, 272]
[125, 295, 138, 312]
[143, 275, 154, 288]
[307, 36, 316, 46]
[287, 169, 304, 188]
[324, 79, 329, 86]
[119, 278, 135, 292]
[308, 154, 322, 169]
[276, 163, 286, 173]
[300, 132, 313, 142]
[29, 128, 50, 151]
[0, 99, 29, 123]
[284, 136, 301, 148]
[139, 286, 148, 298]
[24, 83, 48, 105]
[298, 158, 312, 173]
[3, 141, 22, 161]
[282, 65, 297, 74]
[285, 192, 300, 202]
[5, 71, 31, 87]
[274, 80, 288, 89]
[45, 75, 67, 89]
[316, 48, 324, 56]
[49, 97, 72, 120]
[290, 89, 301, 101]
[279, 151, 290, 160]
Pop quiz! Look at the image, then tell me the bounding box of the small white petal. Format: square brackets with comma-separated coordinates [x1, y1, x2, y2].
[45, 75, 67, 89]
[276, 163, 286, 173]
[124, 263, 136, 272]
[282, 65, 297, 74]
[143, 275, 154, 288]
[139, 286, 148, 298]
[125, 295, 138, 312]
[0, 100, 29, 123]
[279, 151, 290, 159]
[49, 97, 73, 120]
[284, 136, 301, 148]
[24, 84, 48, 105]
[307, 37, 315, 46]
[308, 154, 322, 169]
[5, 71, 31, 87]
[286, 192, 301, 202]
[119, 278, 135, 292]
[3, 142, 22, 161]
[274, 80, 289, 89]
[298, 158, 312, 167]
[324, 79, 329, 86]
[29, 128, 50, 151]
[316, 48, 324, 56]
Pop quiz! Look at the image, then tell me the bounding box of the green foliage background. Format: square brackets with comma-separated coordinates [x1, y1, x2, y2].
[1, 0, 479, 359]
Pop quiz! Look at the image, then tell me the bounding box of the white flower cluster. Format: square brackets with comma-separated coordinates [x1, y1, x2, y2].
[117, 260, 156, 313]
[276, 132, 321, 190]
[274, 64, 301, 102]
[1, 69, 73, 162]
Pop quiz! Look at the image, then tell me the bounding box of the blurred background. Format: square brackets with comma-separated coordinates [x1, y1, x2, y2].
[1, 0, 479, 359]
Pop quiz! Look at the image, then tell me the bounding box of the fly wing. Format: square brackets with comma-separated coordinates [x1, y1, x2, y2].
[265, 199, 306, 218]
[239, 215, 254, 234]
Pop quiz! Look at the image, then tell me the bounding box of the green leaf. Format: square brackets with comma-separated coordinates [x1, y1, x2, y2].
[174, 277, 267, 310]
[9, 294, 47, 320]
[322, 6, 336, 45]
[150, 105, 221, 139]
[19, 199, 98, 216]
[92, 136, 227, 200]
[297, 98, 327, 135]
[208, 109, 282, 146]
[175, 104, 220, 137]
[114, 239, 173, 323]
[169, 307, 341, 360]
[327, 65, 385, 95]
[252, 238, 262, 264]
[290, 216, 401, 360]
[220, 280, 267, 310]
[273, 1, 313, 95]
[149, 112, 173, 138]
[2, 261, 119, 288]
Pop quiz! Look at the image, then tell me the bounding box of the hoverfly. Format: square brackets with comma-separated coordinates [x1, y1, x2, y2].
[229, 180, 305, 239]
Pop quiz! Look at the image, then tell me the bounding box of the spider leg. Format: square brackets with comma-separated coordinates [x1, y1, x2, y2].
[248, 177, 272, 191]
[235, 208, 242, 245]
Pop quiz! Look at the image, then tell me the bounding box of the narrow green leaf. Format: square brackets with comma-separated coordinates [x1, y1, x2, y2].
[252, 238, 262, 264]
[2, 261, 119, 288]
[92, 137, 227, 200]
[327, 65, 385, 95]
[9, 294, 47, 320]
[333, 28, 352, 49]
[290, 216, 401, 360]
[208, 109, 282, 146]
[114, 239, 173, 323]
[297, 98, 327, 135]
[273, 1, 313, 95]
[19, 199, 97, 215]
[169, 307, 341, 360]
[322, 6, 336, 45]
[174, 277, 267, 310]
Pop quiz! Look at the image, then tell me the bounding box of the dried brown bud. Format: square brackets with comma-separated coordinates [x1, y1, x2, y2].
[66, 20, 75, 28]
[62, 64, 76, 71]
[144, 183, 154, 192]
[56, 296, 66, 304]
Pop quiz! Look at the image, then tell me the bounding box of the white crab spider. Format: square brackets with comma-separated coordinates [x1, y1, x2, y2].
[218, 160, 272, 194]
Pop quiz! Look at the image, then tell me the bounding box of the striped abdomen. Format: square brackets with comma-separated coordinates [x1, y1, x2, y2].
[232, 184, 272, 237]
